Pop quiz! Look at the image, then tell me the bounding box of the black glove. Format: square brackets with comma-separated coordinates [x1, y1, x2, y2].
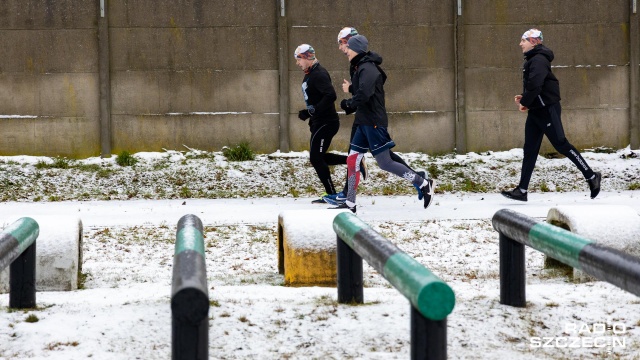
[340, 99, 356, 115]
[298, 109, 310, 121]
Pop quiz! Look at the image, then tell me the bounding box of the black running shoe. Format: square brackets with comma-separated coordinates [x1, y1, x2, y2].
[501, 188, 528, 202]
[420, 179, 436, 209]
[311, 193, 329, 204]
[414, 171, 426, 200]
[587, 171, 602, 199]
[329, 202, 356, 213]
[360, 157, 367, 181]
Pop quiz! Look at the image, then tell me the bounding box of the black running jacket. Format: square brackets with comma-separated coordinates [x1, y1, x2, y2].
[520, 45, 561, 110]
[344, 51, 389, 128]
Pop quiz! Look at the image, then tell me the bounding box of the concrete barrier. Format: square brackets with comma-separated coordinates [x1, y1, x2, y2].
[545, 205, 640, 282]
[277, 209, 349, 286]
[0, 216, 82, 293]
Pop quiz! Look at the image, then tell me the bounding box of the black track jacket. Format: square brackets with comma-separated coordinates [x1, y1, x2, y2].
[520, 45, 561, 110]
[301, 62, 339, 128]
[345, 52, 389, 127]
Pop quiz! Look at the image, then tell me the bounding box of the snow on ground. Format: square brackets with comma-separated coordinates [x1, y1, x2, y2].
[0, 147, 639, 359]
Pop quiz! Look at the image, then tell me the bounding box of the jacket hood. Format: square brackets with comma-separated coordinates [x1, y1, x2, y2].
[524, 45, 554, 62]
[360, 51, 383, 65]
[352, 51, 386, 83]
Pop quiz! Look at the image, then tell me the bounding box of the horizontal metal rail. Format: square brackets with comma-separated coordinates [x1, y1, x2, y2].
[492, 208, 640, 307]
[333, 212, 454, 360]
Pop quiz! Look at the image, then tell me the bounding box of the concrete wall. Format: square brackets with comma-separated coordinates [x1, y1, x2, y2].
[0, 0, 100, 157]
[108, 0, 279, 154]
[0, 0, 636, 157]
[463, 0, 631, 152]
[287, 0, 455, 154]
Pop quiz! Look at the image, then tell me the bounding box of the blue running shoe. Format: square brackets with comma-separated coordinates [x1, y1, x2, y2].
[323, 191, 346, 206]
[414, 171, 426, 200]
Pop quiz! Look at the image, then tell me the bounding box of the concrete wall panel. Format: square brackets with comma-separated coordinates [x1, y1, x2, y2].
[465, 68, 522, 111]
[0, 117, 99, 157]
[0, 75, 38, 114]
[38, 73, 100, 117]
[466, 24, 629, 68]
[466, 110, 530, 152]
[0, 0, 96, 29]
[288, 0, 454, 26]
[108, 0, 275, 27]
[112, 70, 278, 115]
[561, 109, 629, 149]
[464, 0, 628, 24]
[556, 67, 629, 108]
[109, 27, 277, 71]
[111, 114, 279, 153]
[0, 30, 97, 73]
[0, 74, 98, 117]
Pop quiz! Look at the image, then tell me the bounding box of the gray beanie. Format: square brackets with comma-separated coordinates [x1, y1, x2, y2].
[347, 34, 368, 54]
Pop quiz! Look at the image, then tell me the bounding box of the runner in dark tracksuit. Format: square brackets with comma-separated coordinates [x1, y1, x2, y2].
[294, 44, 346, 202]
[331, 35, 435, 212]
[331, 27, 425, 204]
[501, 29, 601, 202]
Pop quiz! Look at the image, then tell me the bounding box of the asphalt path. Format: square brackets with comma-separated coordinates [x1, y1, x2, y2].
[0, 191, 637, 227]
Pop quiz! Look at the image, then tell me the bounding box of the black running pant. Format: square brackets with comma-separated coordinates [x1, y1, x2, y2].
[310, 122, 346, 194]
[518, 102, 594, 190]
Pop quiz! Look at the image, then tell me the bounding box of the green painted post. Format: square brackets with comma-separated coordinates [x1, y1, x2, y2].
[0, 217, 39, 308]
[334, 213, 455, 320]
[172, 214, 208, 360]
[333, 212, 454, 360]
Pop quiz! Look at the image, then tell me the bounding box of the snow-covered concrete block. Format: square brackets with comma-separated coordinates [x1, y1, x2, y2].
[1, 216, 82, 292]
[545, 205, 640, 282]
[277, 209, 349, 286]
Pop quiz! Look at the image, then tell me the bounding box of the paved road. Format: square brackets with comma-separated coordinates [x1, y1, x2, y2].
[0, 191, 637, 227]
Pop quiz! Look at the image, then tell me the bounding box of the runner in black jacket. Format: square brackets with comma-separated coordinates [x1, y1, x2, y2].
[323, 27, 426, 207]
[501, 29, 601, 202]
[331, 35, 435, 212]
[294, 44, 347, 203]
